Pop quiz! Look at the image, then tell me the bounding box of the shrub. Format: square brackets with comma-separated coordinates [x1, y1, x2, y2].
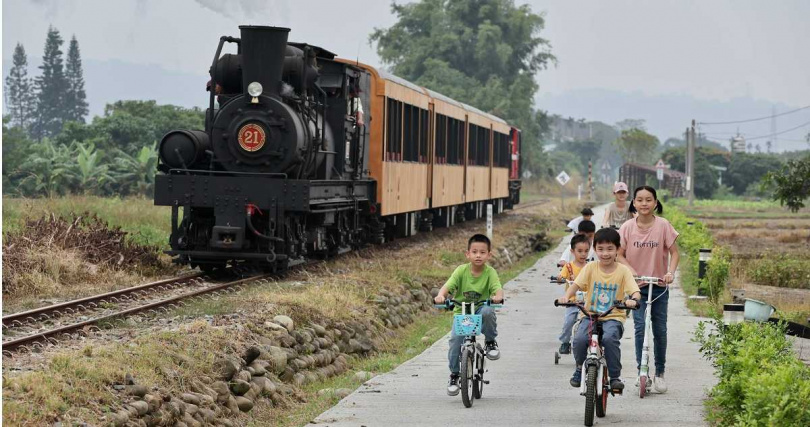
[704, 246, 731, 304]
[663, 206, 713, 293]
[747, 253, 810, 290]
[694, 318, 810, 426]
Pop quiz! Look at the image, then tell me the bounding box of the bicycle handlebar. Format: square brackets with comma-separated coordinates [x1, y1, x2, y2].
[553, 299, 638, 318]
[550, 276, 577, 287]
[433, 298, 504, 310]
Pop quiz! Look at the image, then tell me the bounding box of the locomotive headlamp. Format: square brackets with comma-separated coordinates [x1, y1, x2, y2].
[247, 82, 263, 103]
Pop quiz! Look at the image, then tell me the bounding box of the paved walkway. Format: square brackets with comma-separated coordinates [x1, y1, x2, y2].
[314, 205, 715, 426]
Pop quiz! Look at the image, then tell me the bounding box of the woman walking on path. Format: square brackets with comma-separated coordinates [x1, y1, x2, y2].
[602, 181, 633, 228]
[617, 186, 679, 394]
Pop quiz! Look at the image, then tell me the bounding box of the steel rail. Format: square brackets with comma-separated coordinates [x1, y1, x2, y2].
[2, 273, 271, 355]
[2, 273, 205, 329]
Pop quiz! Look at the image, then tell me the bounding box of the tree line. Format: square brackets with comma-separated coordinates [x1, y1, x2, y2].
[3, 100, 203, 197]
[3, 26, 205, 198]
[5, 26, 88, 140]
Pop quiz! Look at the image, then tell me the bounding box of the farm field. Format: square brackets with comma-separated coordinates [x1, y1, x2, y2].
[673, 199, 810, 325]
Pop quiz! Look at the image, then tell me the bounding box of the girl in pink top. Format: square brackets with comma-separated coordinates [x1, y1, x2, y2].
[617, 186, 680, 394]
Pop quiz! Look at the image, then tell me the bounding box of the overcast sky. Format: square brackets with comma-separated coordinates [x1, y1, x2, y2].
[3, 0, 809, 136]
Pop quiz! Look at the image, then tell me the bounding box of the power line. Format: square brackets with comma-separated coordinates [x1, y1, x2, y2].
[705, 120, 810, 142]
[745, 120, 810, 141]
[698, 104, 810, 125]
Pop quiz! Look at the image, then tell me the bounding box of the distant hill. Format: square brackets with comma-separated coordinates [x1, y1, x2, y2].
[537, 88, 808, 152]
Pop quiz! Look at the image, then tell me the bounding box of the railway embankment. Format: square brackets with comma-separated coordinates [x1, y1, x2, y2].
[2, 200, 572, 426]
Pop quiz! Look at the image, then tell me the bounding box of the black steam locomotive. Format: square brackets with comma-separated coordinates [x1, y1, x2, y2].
[155, 26, 375, 271]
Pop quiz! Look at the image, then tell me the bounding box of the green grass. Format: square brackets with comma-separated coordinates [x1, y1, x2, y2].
[669, 198, 786, 211]
[2, 196, 171, 248]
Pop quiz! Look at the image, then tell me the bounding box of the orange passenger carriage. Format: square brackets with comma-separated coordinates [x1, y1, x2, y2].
[339, 59, 523, 239]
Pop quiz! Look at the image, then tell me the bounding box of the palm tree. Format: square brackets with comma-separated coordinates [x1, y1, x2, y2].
[68, 142, 113, 194]
[110, 145, 158, 196]
[17, 139, 74, 197]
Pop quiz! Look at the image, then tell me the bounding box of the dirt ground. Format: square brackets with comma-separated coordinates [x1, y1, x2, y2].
[692, 205, 810, 324]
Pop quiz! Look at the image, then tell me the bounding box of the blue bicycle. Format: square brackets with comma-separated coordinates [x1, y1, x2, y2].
[435, 298, 503, 408]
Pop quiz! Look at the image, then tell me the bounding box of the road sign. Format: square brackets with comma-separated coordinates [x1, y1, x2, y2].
[655, 159, 665, 181]
[555, 171, 570, 186]
[522, 170, 533, 179]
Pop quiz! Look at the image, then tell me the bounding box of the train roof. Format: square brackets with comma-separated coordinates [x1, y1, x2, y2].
[378, 68, 428, 95]
[337, 59, 512, 128]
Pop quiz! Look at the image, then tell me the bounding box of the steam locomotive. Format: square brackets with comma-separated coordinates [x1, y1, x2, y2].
[154, 26, 522, 272]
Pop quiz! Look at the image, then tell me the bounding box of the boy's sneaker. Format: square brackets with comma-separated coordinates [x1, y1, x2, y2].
[558, 342, 571, 355]
[447, 374, 460, 396]
[610, 378, 625, 392]
[570, 367, 582, 388]
[654, 374, 668, 393]
[485, 341, 500, 360]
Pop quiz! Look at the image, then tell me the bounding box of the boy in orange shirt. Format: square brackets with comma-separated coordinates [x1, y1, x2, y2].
[556, 234, 590, 355]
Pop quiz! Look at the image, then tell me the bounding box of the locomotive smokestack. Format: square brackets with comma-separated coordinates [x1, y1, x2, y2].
[239, 25, 290, 99]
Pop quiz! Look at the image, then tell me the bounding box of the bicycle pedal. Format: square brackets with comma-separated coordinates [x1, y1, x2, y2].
[611, 388, 623, 395]
[483, 380, 490, 384]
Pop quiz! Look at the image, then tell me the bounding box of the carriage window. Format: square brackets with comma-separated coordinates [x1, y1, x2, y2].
[403, 104, 416, 162]
[420, 109, 429, 163]
[468, 124, 477, 165]
[385, 98, 403, 161]
[478, 126, 490, 166]
[435, 114, 447, 163]
[456, 119, 465, 165]
[497, 132, 509, 167]
[446, 117, 455, 165]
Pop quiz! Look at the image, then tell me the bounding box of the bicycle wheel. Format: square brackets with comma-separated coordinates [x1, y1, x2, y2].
[595, 366, 608, 418]
[473, 350, 485, 399]
[639, 374, 648, 398]
[460, 348, 474, 408]
[585, 364, 597, 427]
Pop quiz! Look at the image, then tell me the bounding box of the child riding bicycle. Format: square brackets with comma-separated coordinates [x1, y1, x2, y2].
[556, 233, 591, 355]
[434, 234, 504, 396]
[557, 220, 596, 267]
[567, 207, 595, 234]
[556, 228, 640, 392]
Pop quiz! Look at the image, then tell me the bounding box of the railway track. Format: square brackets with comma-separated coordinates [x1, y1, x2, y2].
[1, 272, 272, 356]
[2, 200, 548, 356]
[513, 198, 549, 210]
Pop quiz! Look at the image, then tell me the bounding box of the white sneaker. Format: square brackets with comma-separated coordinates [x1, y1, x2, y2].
[447, 375, 460, 396]
[654, 374, 667, 393]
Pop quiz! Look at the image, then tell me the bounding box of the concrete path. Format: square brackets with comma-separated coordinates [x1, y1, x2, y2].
[314, 205, 715, 426]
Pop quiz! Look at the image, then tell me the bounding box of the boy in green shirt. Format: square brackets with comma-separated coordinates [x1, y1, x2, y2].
[434, 234, 504, 396]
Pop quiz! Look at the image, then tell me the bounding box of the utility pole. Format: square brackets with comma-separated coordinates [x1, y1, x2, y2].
[588, 160, 594, 201]
[688, 120, 696, 207]
[684, 128, 690, 199]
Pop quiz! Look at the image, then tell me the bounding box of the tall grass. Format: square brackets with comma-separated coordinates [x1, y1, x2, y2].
[3, 196, 171, 248]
